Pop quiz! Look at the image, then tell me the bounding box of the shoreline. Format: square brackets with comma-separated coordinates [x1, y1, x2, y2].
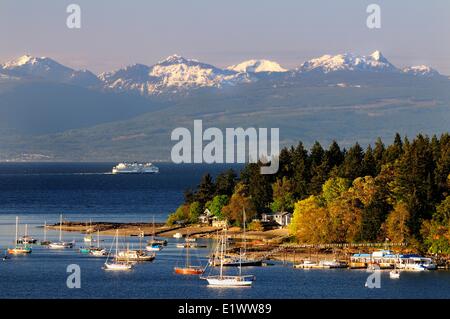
[46, 221, 450, 267]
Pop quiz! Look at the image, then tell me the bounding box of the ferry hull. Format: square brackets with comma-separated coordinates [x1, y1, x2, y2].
[174, 267, 204, 275]
[205, 278, 253, 287]
[7, 247, 32, 254]
[104, 262, 133, 271]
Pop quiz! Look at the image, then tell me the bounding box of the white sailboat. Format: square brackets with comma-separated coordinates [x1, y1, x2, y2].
[201, 229, 254, 287]
[104, 229, 133, 271]
[90, 230, 107, 256]
[83, 219, 94, 243]
[49, 214, 74, 249]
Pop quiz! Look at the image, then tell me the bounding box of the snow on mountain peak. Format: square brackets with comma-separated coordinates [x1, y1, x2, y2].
[1, 54, 100, 87]
[402, 65, 440, 77]
[227, 59, 287, 73]
[297, 51, 396, 73]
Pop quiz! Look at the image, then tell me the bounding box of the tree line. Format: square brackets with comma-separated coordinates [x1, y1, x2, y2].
[167, 133, 450, 253]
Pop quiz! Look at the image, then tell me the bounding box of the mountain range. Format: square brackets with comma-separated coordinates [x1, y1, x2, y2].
[0, 51, 446, 96]
[0, 51, 449, 161]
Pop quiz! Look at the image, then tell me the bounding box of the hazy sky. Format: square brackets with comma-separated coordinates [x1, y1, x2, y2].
[1, 0, 449, 74]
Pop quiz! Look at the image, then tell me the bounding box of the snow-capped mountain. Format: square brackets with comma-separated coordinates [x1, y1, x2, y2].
[0, 51, 447, 97]
[296, 50, 397, 74]
[100, 54, 252, 95]
[0, 54, 100, 87]
[227, 59, 287, 73]
[402, 65, 440, 77]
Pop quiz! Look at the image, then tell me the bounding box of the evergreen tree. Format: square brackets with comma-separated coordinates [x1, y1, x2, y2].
[362, 145, 376, 177]
[373, 137, 385, 174]
[195, 173, 215, 207]
[214, 169, 237, 197]
[340, 142, 364, 180]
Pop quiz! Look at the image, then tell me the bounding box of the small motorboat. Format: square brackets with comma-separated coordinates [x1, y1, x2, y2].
[90, 248, 108, 257]
[173, 232, 183, 239]
[390, 269, 401, 279]
[146, 243, 163, 251]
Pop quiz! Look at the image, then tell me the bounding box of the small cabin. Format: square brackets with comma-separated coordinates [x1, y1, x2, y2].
[198, 208, 213, 224]
[261, 212, 292, 227]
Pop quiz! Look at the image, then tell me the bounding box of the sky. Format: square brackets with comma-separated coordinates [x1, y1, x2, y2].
[1, 0, 449, 74]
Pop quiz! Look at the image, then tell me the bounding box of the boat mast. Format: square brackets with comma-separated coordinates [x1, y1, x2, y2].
[152, 216, 155, 241]
[97, 230, 100, 248]
[115, 229, 119, 260]
[219, 229, 225, 279]
[186, 234, 190, 268]
[44, 221, 47, 242]
[15, 216, 19, 246]
[243, 207, 246, 256]
[59, 214, 63, 242]
[25, 224, 28, 237]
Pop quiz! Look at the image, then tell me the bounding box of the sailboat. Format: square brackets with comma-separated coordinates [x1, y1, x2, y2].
[210, 208, 262, 267]
[40, 221, 51, 245]
[7, 216, 32, 254]
[89, 230, 107, 256]
[390, 261, 401, 279]
[48, 214, 74, 249]
[17, 224, 38, 244]
[83, 220, 94, 243]
[104, 230, 133, 271]
[201, 229, 254, 287]
[174, 234, 204, 275]
[146, 216, 164, 251]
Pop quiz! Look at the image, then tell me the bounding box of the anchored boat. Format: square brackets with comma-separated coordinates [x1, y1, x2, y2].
[7, 216, 32, 255]
[48, 215, 74, 249]
[104, 230, 133, 271]
[174, 234, 204, 275]
[202, 230, 254, 287]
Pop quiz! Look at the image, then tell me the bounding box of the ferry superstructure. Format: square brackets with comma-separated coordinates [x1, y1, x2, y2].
[112, 162, 159, 174]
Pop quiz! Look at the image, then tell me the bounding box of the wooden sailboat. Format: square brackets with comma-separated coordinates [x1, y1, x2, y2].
[174, 234, 204, 275]
[201, 229, 254, 287]
[7, 216, 32, 254]
[48, 214, 74, 249]
[104, 229, 133, 270]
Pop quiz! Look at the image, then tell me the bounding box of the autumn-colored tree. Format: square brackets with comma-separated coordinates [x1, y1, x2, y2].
[222, 183, 256, 225]
[385, 202, 411, 243]
[289, 196, 331, 243]
[321, 177, 351, 204]
[327, 192, 363, 243]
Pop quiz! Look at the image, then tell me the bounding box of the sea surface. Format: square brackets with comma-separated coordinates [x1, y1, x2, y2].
[0, 163, 449, 299]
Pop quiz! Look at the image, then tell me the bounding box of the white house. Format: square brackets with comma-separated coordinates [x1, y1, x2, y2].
[198, 208, 212, 224]
[261, 212, 292, 227]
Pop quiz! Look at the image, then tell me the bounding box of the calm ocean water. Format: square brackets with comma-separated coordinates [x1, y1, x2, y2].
[0, 163, 449, 299]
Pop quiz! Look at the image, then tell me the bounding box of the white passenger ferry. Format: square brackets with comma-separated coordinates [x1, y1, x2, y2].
[112, 162, 159, 174]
